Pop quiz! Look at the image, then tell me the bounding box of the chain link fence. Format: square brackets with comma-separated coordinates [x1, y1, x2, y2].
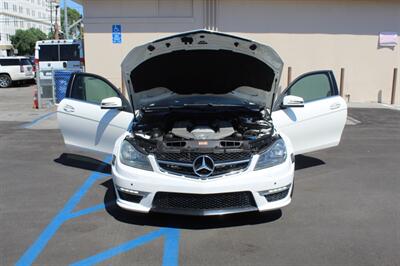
[36, 69, 80, 108]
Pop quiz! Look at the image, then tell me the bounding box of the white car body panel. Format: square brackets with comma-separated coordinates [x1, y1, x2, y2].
[35, 39, 84, 72]
[56, 30, 348, 215]
[0, 57, 34, 82]
[9, 70, 34, 81]
[112, 132, 294, 214]
[57, 98, 133, 156]
[272, 96, 347, 155]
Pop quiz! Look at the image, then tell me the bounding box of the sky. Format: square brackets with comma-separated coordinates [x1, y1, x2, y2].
[60, 0, 83, 14]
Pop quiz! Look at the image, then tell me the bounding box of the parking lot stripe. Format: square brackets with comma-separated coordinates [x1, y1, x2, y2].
[21, 111, 56, 129]
[70, 228, 180, 266]
[66, 202, 110, 220]
[162, 228, 180, 266]
[16, 153, 181, 265]
[70, 229, 167, 265]
[16, 157, 111, 266]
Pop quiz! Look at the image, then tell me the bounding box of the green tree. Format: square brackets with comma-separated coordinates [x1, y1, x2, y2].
[61, 7, 83, 39]
[10, 28, 47, 55]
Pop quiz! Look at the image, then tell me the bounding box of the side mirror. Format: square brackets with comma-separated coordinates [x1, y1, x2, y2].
[100, 97, 122, 109]
[282, 95, 304, 108]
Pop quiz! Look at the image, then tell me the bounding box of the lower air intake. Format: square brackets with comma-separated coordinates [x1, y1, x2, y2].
[152, 191, 256, 211]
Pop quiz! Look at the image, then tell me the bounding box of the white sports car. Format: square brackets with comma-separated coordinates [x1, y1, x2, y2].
[58, 30, 347, 216]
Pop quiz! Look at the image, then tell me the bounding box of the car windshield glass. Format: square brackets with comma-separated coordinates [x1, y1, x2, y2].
[39, 45, 59, 61]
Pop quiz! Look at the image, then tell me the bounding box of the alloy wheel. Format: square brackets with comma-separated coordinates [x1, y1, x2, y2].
[0, 75, 11, 88]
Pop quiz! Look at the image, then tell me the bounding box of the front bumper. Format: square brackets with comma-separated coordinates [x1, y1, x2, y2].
[112, 153, 294, 216]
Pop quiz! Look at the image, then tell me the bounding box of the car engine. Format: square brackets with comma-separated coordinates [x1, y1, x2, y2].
[126, 108, 277, 155]
[124, 108, 278, 178]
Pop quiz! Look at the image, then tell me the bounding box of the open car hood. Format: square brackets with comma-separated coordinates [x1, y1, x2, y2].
[121, 30, 283, 112]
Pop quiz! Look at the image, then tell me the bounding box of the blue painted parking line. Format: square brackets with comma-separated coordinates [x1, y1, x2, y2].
[16, 155, 181, 265]
[66, 202, 110, 220]
[16, 157, 111, 266]
[161, 229, 180, 266]
[21, 111, 56, 129]
[70, 228, 180, 266]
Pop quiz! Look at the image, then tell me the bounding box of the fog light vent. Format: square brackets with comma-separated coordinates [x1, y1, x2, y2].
[264, 189, 289, 202]
[118, 191, 143, 203]
[117, 187, 147, 203]
[259, 185, 291, 202]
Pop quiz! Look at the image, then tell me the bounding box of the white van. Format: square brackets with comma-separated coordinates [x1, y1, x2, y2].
[34, 39, 84, 80]
[0, 57, 34, 88]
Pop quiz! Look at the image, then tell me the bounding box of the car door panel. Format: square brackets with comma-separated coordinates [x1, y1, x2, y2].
[272, 71, 347, 155]
[57, 73, 133, 156]
[272, 96, 347, 154]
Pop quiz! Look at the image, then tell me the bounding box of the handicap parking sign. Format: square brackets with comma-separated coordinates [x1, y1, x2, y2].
[112, 24, 122, 44]
[112, 33, 122, 44]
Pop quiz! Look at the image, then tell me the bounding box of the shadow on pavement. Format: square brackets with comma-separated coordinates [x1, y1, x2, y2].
[295, 154, 325, 171]
[101, 179, 282, 229]
[54, 153, 111, 174]
[54, 153, 325, 228]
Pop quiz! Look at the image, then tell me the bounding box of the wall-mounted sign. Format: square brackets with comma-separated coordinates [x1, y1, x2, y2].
[379, 32, 397, 47]
[112, 24, 122, 44]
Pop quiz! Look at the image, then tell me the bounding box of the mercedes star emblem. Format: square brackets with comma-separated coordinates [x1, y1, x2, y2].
[193, 155, 215, 178]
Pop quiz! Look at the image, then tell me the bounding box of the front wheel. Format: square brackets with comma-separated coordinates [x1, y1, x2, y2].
[0, 74, 12, 88]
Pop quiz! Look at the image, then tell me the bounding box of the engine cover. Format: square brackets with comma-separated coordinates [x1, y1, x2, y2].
[171, 121, 235, 140]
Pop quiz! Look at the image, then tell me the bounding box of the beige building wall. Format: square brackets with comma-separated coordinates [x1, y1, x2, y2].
[81, 0, 400, 104]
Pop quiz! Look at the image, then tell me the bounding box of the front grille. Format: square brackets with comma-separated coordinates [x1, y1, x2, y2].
[152, 191, 256, 211]
[264, 189, 290, 202]
[155, 152, 251, 163]
[212, 161, 250, 176]
[155, 151, 252, 178]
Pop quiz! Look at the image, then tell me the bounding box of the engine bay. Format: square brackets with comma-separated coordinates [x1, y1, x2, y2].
[126, 108, 278, 155]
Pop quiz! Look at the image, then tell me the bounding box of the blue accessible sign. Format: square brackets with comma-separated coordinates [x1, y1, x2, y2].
[112, 24, 122, 44]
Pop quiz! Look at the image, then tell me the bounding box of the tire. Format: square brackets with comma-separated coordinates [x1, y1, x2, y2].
[0, 74, 12, 88]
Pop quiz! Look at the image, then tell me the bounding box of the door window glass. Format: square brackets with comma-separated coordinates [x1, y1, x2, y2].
[0, 59, 20, 66]
[71, 75, 119, 104]
[288, 73, 332, 102]
[21, 59, 31, 65]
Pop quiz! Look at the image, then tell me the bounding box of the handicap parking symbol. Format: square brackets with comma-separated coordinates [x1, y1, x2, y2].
[112, 24, 122, 44]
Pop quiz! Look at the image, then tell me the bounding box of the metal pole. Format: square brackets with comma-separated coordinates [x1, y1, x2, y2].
[287, 66, 292, 86]
[391, 68, 398, 105]
[50, 0, 53, 36]
[64, 0, 69, 39]
[340, 68, 345, 97]
[54, 5, 59, 40]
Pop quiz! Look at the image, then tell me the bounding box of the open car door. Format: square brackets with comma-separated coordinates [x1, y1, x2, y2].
[57, 73, 134, 157]
[272, 70, 347, 155]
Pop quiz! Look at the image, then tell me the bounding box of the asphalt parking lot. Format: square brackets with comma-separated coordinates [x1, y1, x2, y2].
[1, 85, 399, 265]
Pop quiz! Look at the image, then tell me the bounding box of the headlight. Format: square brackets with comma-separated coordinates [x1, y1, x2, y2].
[120, 140, 153, 171]
[254, 138, 287, 170]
